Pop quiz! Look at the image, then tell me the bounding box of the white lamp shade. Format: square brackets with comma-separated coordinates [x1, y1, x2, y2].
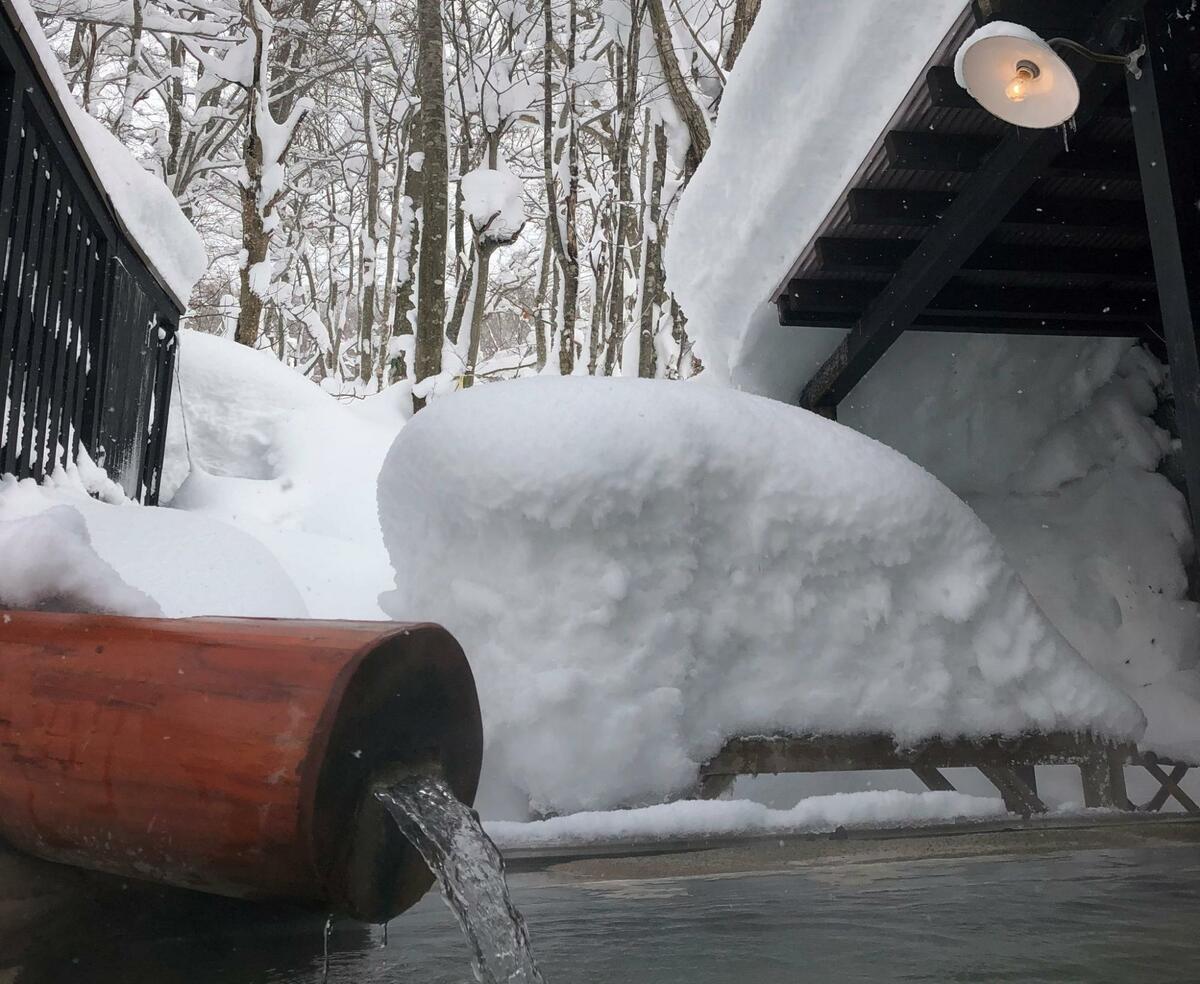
[955, 22, 1081, 128]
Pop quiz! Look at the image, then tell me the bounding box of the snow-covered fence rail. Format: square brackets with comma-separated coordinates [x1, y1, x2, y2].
[697, 733, 1137, 817]
[0, 0, 181, 503]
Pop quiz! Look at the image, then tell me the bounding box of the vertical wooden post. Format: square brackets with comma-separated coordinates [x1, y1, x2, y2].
[1079, 744, 1130, 810]
[1127, 1, 1200, 534]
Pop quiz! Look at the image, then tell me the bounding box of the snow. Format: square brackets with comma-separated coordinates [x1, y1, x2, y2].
[0, 495, 159, 616]
[461, 165, 526, 241]
[486, 790, 1008, 850]
[162, 330, 400, 546]
[0, 473, 306, 618]
[10, 0, 207, 303]
[662, 0, 1200, 764]
[664, 0, 965, 387]
[953, 20, 1046, 88]
[377, 377, 1144, 819]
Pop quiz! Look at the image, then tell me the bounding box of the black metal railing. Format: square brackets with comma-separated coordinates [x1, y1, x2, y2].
[0, 2, 182, 504]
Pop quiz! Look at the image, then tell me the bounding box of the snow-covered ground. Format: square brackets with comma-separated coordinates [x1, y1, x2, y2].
[486, 790, 1008, 850]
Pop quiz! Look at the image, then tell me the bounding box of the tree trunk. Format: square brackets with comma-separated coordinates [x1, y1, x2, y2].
[235, 2, 269, 347]
[724, 0, 762, 72]
[646, 0, 709, 178]
[603, 4, 642, 375]
[359, 76, 381, 384]
[412, 0, 449, 411]
[532, 234, 551, 371]
[638, 120, 667, 377]
[390, 117, 424, 384]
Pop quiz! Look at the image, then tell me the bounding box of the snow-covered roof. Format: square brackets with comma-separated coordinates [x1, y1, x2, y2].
[4, 0, 207, 306]
[664, 0, 966, 391]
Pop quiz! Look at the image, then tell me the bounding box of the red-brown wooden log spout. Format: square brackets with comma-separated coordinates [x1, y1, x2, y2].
[0, 612, 484, 923]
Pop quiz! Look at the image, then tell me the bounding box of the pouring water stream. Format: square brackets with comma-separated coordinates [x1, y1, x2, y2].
[374, 774, 546, 984]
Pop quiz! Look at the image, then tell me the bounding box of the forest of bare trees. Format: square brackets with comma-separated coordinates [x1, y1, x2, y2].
[33, 0, 761, 411]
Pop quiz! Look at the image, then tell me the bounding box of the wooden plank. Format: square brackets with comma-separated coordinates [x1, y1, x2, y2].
[815, 237, 1153, 279]
[912, 765, 956, 792]
[700, 732, 1131, 777]
[785, 280, 1158, 320]
[780, 308, 1150, 340]
[800, 0, 1145, 411]
[42, 198, 84, 473]
[2, 134, 53, 474]
[925, 65, 979, 109]
[1047, 140, 1139, 180]
[885, 131, 998, 173]
[22, 164, 69, 479]
[848, 189, 956, 227]
[848, 187, 1147, 233]
[1126, 1, 1200, 537]
[1137, 762, 1188, 812]
[1142, 758, 1199, 815]
[979, 764, 1047, 816]
[1080, 746, 1130, 810]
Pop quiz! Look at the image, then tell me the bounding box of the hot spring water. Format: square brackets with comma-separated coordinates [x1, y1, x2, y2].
[375, 775, 546, 984]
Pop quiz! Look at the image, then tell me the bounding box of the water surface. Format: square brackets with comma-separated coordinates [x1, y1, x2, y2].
[12, 844, 1200, 983]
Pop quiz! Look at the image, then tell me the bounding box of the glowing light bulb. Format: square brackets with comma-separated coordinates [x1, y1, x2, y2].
[1005, 71, 1030, 102]
[1005, 60, 1040, 103]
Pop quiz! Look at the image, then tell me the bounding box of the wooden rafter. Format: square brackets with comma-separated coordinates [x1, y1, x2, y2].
[795, 0, 1149, 414]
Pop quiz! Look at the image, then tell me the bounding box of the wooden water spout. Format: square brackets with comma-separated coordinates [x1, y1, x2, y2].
[0, 612, 483, 923]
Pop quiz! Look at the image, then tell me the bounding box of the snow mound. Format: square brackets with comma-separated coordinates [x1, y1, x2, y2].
[0, 497, 159, 616]
[664, 0, 964, 388]
[486, 790, 1007, 849]
[10, 0, 206, 302]
[0, 475, 306, 619]
[164, 330, 403, 546]
[378, 378, 1144, 817]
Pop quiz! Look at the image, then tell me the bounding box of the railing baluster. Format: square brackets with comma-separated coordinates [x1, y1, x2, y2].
[23, 162, 69, 480]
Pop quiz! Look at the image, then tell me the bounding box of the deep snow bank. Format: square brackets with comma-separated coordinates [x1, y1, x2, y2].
[160, 330, 402, 617]
[0, 473, 306, 618]
[378, 378, 1144, 817]
[164, 330, 403, 546]
[664, 0, 963, 387]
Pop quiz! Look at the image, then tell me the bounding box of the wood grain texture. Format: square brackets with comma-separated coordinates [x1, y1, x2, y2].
[0, 611, 482, 921]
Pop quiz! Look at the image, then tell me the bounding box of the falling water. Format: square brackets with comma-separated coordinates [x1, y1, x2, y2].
[375, 775, 546, 984]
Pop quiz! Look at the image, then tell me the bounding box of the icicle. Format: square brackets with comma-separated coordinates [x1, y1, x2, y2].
[322, 914, 332, 983]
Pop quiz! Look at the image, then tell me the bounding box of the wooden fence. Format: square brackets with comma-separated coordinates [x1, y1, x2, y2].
[0, 1, 183, 503]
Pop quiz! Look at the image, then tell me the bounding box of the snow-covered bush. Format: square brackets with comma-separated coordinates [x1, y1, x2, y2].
[378, 378, 1144, 818]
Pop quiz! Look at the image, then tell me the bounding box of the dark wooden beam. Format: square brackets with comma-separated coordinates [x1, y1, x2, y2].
[800, 0, 1144, 412]
[785, 280, 1159, 320]
[886, 131, 997, 172]
[886, 131, 1136, 179]
[848, 188, 1146, 234]
[847, 190, 956, 227]
[1127, 0, 1200, 536]
[780, 310, 1149, 339]
[925, 65, 978, 110]
[1004, 195, 1147, 232]
[816, 236, 1153, 278]
[1048, 139, 1139, 180]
